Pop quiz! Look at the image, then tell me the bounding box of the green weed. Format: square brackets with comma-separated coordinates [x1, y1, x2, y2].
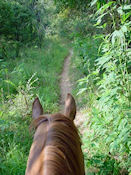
[72, 16, 130, 173]
[0, 38, 69, 175]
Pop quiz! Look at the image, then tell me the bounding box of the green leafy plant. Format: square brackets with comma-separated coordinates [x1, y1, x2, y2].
[0, 38, 69, 174]
[73, 1, 131, 174]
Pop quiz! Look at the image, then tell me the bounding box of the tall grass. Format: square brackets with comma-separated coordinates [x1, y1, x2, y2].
[0, 38, 69, 175]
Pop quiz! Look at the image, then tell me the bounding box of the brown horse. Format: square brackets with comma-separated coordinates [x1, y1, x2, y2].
[25, 93, 85, 175]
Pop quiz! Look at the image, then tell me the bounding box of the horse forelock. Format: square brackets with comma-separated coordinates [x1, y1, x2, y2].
[26, 114, 84, 175]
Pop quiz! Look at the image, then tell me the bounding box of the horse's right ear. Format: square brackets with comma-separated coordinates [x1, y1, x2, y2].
[64, 93, 76, 120]
[32, 97, 43, 119]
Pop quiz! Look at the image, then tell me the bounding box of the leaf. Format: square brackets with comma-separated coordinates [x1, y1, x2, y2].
[109, 141, 119, 152]
[78, 76, 89, 85]
[117, 7, 124, 15]
[96, 1, 115, 15]
[122, 12, 131, 22]
[97, 1, 101, 10]
[90, 0, 97, 7]
[121, 25, 127, 33]
[123, 4, 131, 10]
[77, 88, 87, 95]
[106, 132, 117, 143]
[96, 55, 112, 67]
[118, 118, 128, 131]
[111, 30, 125, 45]
[4, 80, 16, 89]
[95, 12, 107, 25]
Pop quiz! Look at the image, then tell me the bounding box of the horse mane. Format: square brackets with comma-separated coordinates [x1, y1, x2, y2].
[26, 113, 84, 175]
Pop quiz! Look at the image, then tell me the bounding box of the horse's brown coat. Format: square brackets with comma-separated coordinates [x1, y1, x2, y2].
[25, 94, 85, 175]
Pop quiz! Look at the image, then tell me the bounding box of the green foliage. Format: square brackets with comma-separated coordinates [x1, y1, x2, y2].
[0, 39, 68, 111]
[70, 1, 131, 174]
[74, 35, 101, 76]
[54, 0, 90, 11]
[0, 39, 69, 174]
[0, 79, 34, 175]
[0, 0, 48, 58]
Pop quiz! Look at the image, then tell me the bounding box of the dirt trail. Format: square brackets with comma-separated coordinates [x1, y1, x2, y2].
[60, 50, 99, 174]
[60, 49, 86, 132]
[60, 49, 73, 107]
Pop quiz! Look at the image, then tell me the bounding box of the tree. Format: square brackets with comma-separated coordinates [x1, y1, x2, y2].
[0, 0, 48, 57]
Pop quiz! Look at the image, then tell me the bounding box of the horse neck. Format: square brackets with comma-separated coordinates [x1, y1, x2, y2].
[26, 117, 85, 175]
[25, 124, 48, 175]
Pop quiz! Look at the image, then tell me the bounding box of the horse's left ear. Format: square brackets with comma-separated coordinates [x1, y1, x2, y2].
[32, 97, 43, 119]
[64, 93, 76, 120]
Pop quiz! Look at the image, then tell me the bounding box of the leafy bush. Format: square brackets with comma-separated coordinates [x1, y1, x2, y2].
[72, 1, 131, 174]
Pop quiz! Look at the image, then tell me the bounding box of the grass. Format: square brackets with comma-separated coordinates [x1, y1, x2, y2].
[0, 38, 69, 175]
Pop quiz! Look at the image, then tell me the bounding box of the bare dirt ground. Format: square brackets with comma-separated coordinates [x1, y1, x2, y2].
[60, 49, 73, 106]
[60, 49, 86, 133]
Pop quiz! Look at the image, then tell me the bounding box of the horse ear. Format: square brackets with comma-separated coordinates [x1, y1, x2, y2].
[64, 93, 76, 120]
[32, 97, 43, 119]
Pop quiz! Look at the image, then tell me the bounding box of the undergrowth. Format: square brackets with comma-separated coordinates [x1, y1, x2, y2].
[0, 38, 69, 175]
[71, 25, 130, 174]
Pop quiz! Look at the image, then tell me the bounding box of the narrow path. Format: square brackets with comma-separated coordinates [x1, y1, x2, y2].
[60, 49, 86, 134]
[60, 49, 98, 174]
[60, 49, 73, 107]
